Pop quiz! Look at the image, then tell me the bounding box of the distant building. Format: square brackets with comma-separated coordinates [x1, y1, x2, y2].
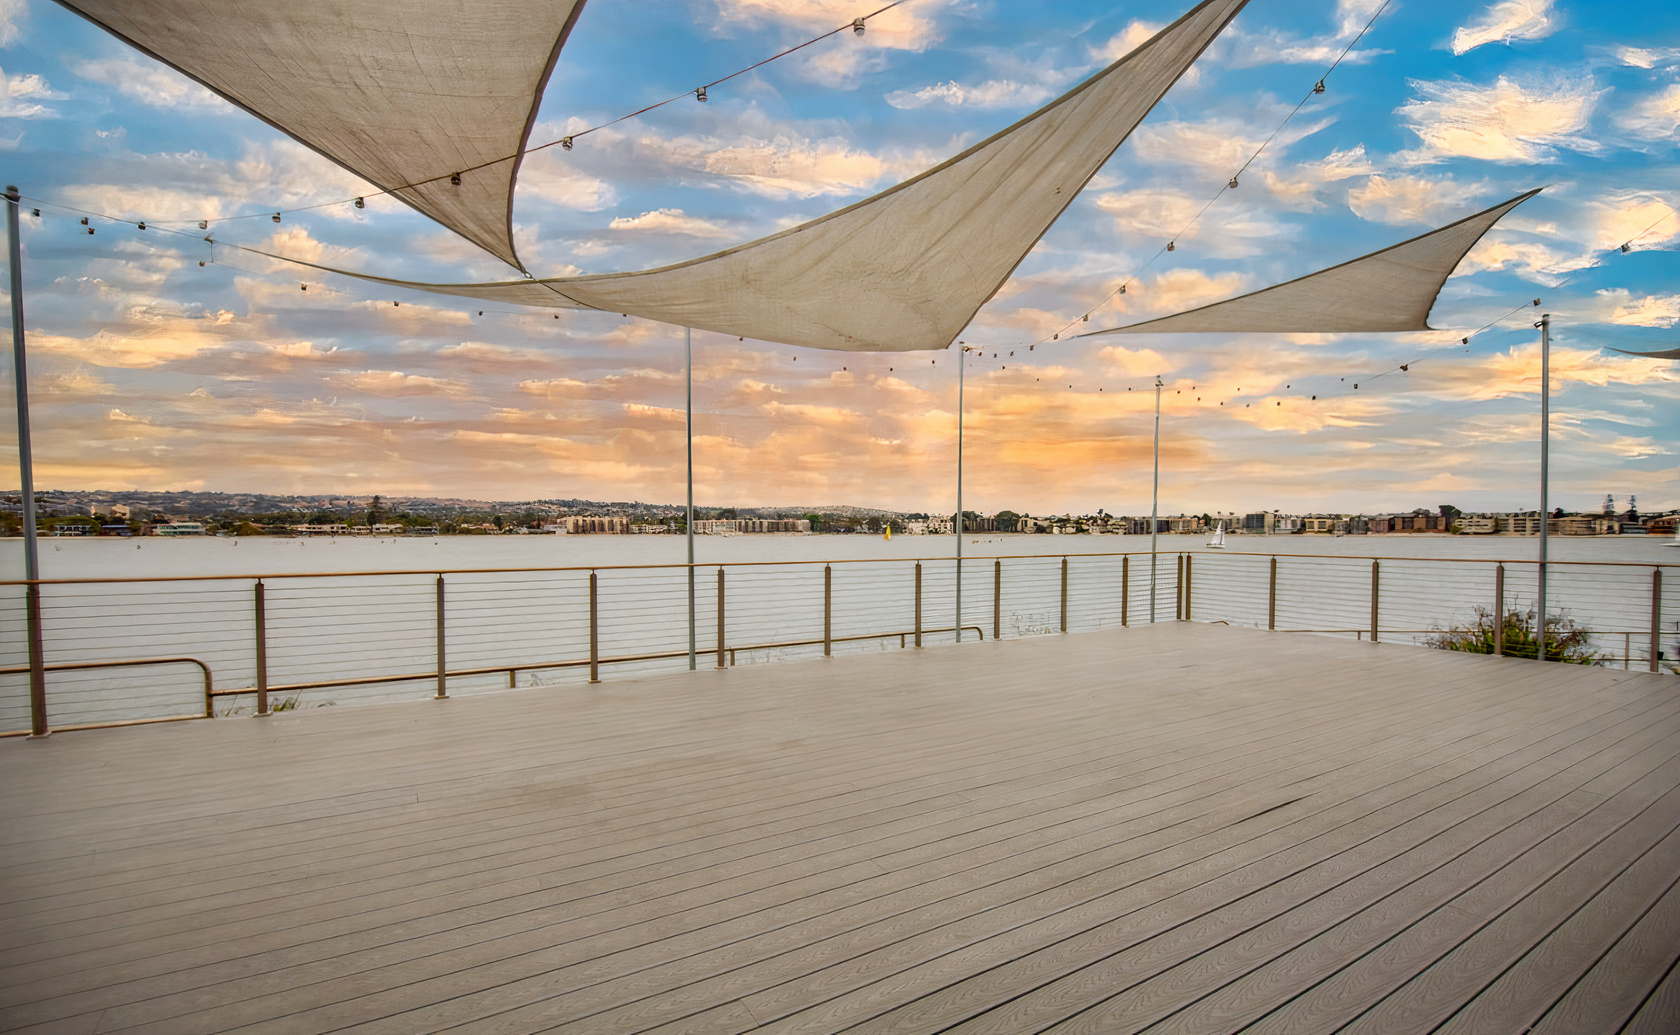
[152, 522, 207, 536]
[630, 522, 669, 533]
[293, 523, 349, 536]
[1302, 514, 1337, 533]
[924, 514, 954, 535]
[1499, 513, 1544, 535]
[565, 516, 630, 534]
[1458, 516, 1497, 534]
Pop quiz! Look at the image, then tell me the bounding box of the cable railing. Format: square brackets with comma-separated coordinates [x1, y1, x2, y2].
[1, 550, 1674, 736]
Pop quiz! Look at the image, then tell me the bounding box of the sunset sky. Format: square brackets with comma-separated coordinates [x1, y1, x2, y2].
[2, 0, 1677, 516]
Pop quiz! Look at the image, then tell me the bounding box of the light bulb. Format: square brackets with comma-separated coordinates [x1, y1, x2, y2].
[852, 17, 865, 35]
[1228, 177, 1238, 189]
[272, 213, 281, 223]
[1620, 243, 1631, 253]
[1167, 241, 1175, 252]
[695, 86, 707, 102]
[300, 284, 307, 291]
[561, 137, 573, 151]
[450, 173, 462, 186]
[353, 198, 365, 209]
[1313, 80, 1325, 94]
[199, 220, 208, 229]
[137, 222, 146, 230]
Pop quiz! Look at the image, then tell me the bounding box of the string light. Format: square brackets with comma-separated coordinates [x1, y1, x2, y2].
[695, 86, 708, 103]
[353, 198, 364, 210]
[449, 173, 462, 186]
[853, 17, 866, 35]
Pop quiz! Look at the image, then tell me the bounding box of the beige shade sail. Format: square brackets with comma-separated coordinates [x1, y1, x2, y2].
[57, 0, 589, 271]
[262, 0, 1249, 352]
[1082, 188, 1542, 336]
[1609, 346, 1680, 359]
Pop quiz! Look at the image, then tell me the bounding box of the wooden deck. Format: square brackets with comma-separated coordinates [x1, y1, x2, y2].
[2, 623, 1678, 1034]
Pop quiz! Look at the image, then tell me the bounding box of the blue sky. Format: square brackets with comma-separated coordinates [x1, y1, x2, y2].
[1, 0, 1677, 516]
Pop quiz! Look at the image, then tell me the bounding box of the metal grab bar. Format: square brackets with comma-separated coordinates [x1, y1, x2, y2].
[0, 656, 214, 737]
[206, 624, 989, 700]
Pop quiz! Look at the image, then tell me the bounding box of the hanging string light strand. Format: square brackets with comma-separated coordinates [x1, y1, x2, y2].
[1020, 0, 1396, 351]
[104, 1, 912, 231]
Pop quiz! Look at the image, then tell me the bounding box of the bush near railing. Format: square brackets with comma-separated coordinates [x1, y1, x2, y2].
[1426, 607, 1602, 665]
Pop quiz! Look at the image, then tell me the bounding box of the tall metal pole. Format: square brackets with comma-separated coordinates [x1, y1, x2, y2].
[1149, 375, 1162, 623]
[6, 186, 45, 736]
[686, 326, 696, 670]
[955, 346, 964, 643]
[1537, 314, 1549, 662]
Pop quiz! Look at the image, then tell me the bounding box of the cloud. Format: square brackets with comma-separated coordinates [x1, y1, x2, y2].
[1451, 0, 1557, 55]
[1397, 74, 1605, 164]
[1261, 145, 1376, 209]
[516, 153, 617, 211]
[711, 0, 943, 88]
[607, 208, 734, 238]
[1584, 193, 1679, 252]
[1094, 188, 1292, 258]
[1457, 235, 1586, 284]
[1595, 289, 1680, 328]
[1225, 0, 1391, 68]
[0, 0, 24, 47]
[328, 371, 468, 398]
[70, 55, 231, 111]
[885, 79, 1054, 110]
[1092, 20, 1163, 62]
[1613, 46, 1680, 69]
[1130, 115, 1334, 180]
[1616, 84, 1680, 142]
[0, 68, 60, 118]
[1347, 173, 1484, 225]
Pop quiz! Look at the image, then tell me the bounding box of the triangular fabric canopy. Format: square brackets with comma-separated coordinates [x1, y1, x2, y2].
[1082, 188, 1542, 336]
[264, 0, 1249, 352]
[1609, 346, 1680, 359]
[57, 0, 589, 271]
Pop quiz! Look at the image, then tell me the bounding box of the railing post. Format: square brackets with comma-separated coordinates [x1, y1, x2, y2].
[25, 582, 46, 737]
[914, 562, 923, 648]
[1121, 555, 1129, 627]
[1494, 563, 1504, 657]
[1268, 556, 1277, 631]
[1185, 553, 1193, 621]
[254, 580, 269, 717]
[434, 574, 448, 699]
[1060, 557, 1068, 633]
[1370, 560, 1380, 643]
[1175, 554, 1184, 620]
[716, 567, 726, 669]
[993, 559, 1002, 642]
[1652, 567, 1663, 674]
[823, 564, 832, 656]
[588, 570, 600, 683]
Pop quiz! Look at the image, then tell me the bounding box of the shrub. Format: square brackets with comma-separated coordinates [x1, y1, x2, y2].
[1427, 607, 1602, 665]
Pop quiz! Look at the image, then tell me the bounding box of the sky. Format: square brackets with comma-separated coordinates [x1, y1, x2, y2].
[1, 0, 1677, 517]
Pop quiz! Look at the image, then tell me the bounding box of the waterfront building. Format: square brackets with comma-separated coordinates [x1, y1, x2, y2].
[1458, 516, 1497, 534]
[1498, 513, 1544, 535]
[564, 516, 630, 534]
[152, 522, 207, 536]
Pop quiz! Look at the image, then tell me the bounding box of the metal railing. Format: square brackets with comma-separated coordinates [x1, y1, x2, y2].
[2, 549, 1674, 736]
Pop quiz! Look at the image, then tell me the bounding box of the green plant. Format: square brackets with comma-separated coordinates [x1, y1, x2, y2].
[1427, 606, 1602, 665]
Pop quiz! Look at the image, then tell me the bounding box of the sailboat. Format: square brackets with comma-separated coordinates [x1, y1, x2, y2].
[1207, 521, 1226, 549]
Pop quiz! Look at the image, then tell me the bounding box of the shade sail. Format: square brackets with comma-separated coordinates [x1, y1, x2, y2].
[1609, 346, 1680, 359]
[270, 0, 1249, 352]
[57, 0, 588, 271]
[1082, 188, 1542, 336]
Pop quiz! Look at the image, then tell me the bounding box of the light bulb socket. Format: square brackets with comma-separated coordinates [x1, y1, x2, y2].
[136, 222, 145, 230]
[695, 86, 707, 102]
[353, 197, 365, 209]
[852, 17, 865, 35]
[560, 137, 573, 151]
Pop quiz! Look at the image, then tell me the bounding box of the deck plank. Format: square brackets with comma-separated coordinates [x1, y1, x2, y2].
[0, 623, 1675, 1035]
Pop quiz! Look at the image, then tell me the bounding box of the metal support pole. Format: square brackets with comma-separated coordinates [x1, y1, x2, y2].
[1060, 557, 1068, 633]
[254, 580, 269, 716]
[993, 559, 1002, 642]
[1121, 555, 1129, 627]
[686, 327, 696, 671]
[1494, 563, 1505, 657]
[588, 570, 600, 683]
[955, 347, 965, 643]
[1149, 375, 1161, 623]
[1652, 568, 1663, 674]
[1175, 554, 1184, 620]
[1537, 313, 1550, 663]
[1370, 561, 1380, 643]
[1184, 553, 1193, 621]
[716, 567, 726, 669]
[1268, 556, 1277, 631]
[914, 561, 923, 647]
[434, 574, 448, 698]
[7, 186, 45, 738]
[823, 564, 832, 656]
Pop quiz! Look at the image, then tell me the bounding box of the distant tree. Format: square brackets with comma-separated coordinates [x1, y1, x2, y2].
[1427, 607, 1600, 664]
[803, 513, 822, 530]
[1553, 507, 1566, 518]
[1439, 504, 1462, 521]
[367, 494, 385, 525]
[234, 521, 262, 536]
